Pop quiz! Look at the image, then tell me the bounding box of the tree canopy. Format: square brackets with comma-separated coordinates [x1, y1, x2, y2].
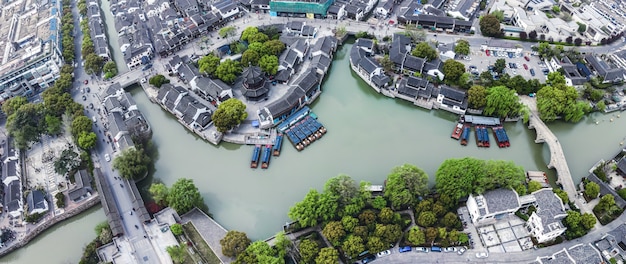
[198, 54, 221, 77]
[411, 42, 438, 61]
[537, 72, 589, 122]
[212, 98, 248, 133]
[220, 230, 251, 258]
[383, 164, 429, 209]
[484, 86, 522, 118]
[259, 55, 279, 75]
[149, 182, 169, 206]
[167, 178, 205, 215]
[219, 26, 237, 39]
[6, 103, 45, 149]
[454, 39, 470, 55]
[468, 85, 487, 109]
[215, 59, 242, 84]
[435, 158, 525, 200]
[149, 74, 170, 88]
[443, 59, 466, 85]
[480, 14, 501, 37]
[315, 247, 339, 264]
[112, 148, 151, 180]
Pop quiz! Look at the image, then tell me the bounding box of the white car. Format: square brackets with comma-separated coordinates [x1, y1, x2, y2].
[376, 250, 391, 258]
[141, 78, 147, 83]
[443, 247, 457, 253]
[457, 247, 467, 255]
[104, 154, 111, 162]
[476, 252, 489, 258]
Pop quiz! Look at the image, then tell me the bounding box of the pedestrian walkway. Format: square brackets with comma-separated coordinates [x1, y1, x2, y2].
[520, 96, 586, 213]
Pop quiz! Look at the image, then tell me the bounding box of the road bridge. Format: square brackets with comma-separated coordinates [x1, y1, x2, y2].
[520, 96, 586, 213]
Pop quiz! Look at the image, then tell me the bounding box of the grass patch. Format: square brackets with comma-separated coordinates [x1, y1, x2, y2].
[182, 222, 221, 264]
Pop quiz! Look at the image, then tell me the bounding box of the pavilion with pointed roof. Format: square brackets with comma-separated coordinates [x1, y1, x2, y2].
[240, 65, 270, 101]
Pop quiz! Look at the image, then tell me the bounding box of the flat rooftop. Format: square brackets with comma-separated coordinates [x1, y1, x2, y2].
[0, 0, 57, 75]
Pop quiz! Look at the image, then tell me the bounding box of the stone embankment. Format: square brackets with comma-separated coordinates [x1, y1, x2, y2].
[0, 195, 100, 258]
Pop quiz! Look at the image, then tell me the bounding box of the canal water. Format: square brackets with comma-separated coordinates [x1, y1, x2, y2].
[5, 43, 626, 263]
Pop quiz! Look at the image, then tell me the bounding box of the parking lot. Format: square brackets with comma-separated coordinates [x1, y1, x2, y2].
[464, 47, 548, 84]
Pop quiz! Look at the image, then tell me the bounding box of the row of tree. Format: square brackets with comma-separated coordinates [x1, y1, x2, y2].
[220, 231, 294, 264]
[78, 0, 116, 77]
[148, 178, 206, 215]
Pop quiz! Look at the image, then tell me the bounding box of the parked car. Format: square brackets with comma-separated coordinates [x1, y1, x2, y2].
[142, 64, 153, 71]
[443, 247, 457, 253]
[84, 79, 88, 85]
[141, 78, 147, 83]
[376, 250, 391, 258]
[399, 246, 412, 253]
[431, 246, 442, 252]
[86, 87, 90, 93]
[82, 95, 87, 101]
[530, 69, 536, 76]
[523, 64, 528, 70]
[476, 252, 489, 258]
[457, 247, 467, 255]
[105, 154, 111, 162]
[362, 255, 376, 264]
[524, 55, 530, 61]
[486, 50, 490, 56]
[415, 247, 429, 253]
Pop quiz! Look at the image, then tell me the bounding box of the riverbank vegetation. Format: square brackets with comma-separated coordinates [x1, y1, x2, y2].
[148, 178, 207, 215]
[112, 148, 151, 180]
[212, 98, 248, 132]
[78, 222, 113, 264]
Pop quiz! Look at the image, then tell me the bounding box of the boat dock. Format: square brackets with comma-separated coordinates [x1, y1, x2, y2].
[451, 123, 463, 140]
[464, 115, 501, 126]
[251, 145, 261, 168]
[281, 108, 327, 151]
[527, 170, 550, 188]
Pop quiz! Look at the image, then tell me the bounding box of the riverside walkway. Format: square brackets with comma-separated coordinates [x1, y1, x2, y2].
[520, 96, 586, 213]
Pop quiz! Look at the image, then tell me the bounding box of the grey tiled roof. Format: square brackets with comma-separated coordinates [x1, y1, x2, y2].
[533, 189, 566, 235]
[403, 55, 425, 72]
[108, 112, 128, 137]
[539, 250, 572, 264]
[27, 190, 47, 213]
[482, 188, 520, 215]
[567, 244, 602, 263]
[358, 56, 380, 74]
[618, 157, 626, 174]
[439, 85, 466, 101]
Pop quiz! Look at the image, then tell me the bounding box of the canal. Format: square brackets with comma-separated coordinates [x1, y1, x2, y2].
[5, 43, 626, 263]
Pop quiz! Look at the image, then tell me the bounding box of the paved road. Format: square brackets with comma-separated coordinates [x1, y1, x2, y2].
[70, 2, 160, 263]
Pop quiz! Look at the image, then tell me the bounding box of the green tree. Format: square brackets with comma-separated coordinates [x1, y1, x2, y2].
[442, 212, 460, 228]
[411, 42, 438, 61]
[241, 50, 261, 66]
[480, 14, 501, 37]
[417, 211, 437, 227]
[248, 32, 269, 44]
[77, 131, 97, 149]
[84, 53, 103, 75]
[366, 236, 387, 253]
[219, 26, 237, 39]
[443, 59, 466, 85]
[581, 213, 596, 230]
[435, 157, 483, 200]
[289, 189, 322, 227]
[149, 183, 169, 206]
[299, 239, 319, 264]
[2, 96, 28, 116]
[371, 196, 387, 210]
[378, 55, 395, 73]
[342, 215, 359, 232]
[577, 22, 587, 33]
[71, 115, 93, 137]
[507, 75, 528, 94]
[425, 227, 438, 243]
[112, 148, 151, 180]
[149, 74, 170, 88]
[166, 244, 187, 264]
[373, 224, 402, 245]
[55, 192, 66, 208]
[552, 5, 560, 12]
[198, 54, 221, 77]
[378, 207, 396, 224]
[322, 221, 346, 246]
[454, 39, 470, 55]
[103, 61, 118, 78]
[45, 114, 63, 135]
[358, 210, 377, 227]
[342, 235, 365, 259]
[259, 55, 279, 75]
[407, 226, 426, 245]
[491, 10, 505, 21]
[167, 178, 205, 215]
[7, 103, 45, 149]
[220, 230, 251, 258]
[315, 247, 339, 264]
[384, 164, 429, 209]
[468, 85, 487, 109]
[263, 40, 286, 56]
[537, 74, 583, 122]
[42, 91, 72, 117]
[212, 98, 248, 133]
[240, 27, 259, 42]
[528, 181, 543, 193]
[480, 71, 494, 84]
[484, 86, 522, 118]
[494, 58, 506, 74]
[170, 223, 183, 236]
[54, 148, 80, 176]
[585, 182, 600, 199]
[235, 241, 280, 264]
[553, 188, 569, 204]
[215, 59, 242, 84]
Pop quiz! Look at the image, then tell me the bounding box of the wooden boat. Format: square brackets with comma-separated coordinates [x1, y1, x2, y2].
[273, 134, 283, 156]
[261, 145, 271, 169]
[451, 123, 463, 140]
[250, 145, 261, 168]
[460, 124, 470, 146]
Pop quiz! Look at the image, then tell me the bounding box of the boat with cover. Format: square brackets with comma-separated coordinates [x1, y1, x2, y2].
[250, 145, 261, 168]
[261, 145, 271, 169]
